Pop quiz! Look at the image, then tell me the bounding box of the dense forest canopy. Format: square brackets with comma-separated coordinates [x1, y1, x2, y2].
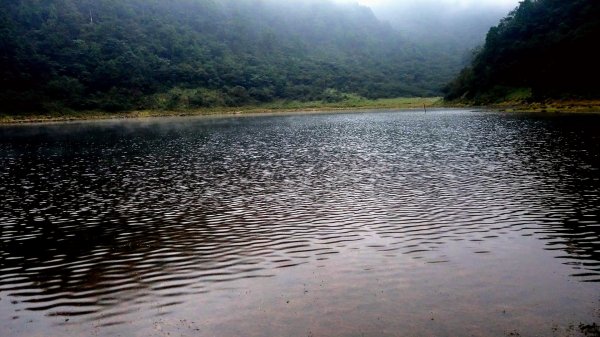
[0, 0, 466, 114]
[444, 0, 600, 102]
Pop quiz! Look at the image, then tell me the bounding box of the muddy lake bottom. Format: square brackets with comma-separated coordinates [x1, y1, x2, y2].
[1, 109, 599, 336]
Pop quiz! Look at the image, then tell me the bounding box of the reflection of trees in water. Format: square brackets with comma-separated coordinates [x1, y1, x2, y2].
[508, 115, 600, 282]
[0, 124, 262, 316]
[0, 122, 343, 318]
[1, 114, 600, 322]
[546, 205, 600, 282]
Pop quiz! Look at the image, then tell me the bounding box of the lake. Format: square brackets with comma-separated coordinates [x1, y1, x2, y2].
[1, 109, 599, 337]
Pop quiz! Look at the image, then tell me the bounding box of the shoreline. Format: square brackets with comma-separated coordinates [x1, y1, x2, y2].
[1, 98, 600, 125]
[449, 99, 600, 114]
[0, 106, 431, 125]
[0, 97, 441, 125]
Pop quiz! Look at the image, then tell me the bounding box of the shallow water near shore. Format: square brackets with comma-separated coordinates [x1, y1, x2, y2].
[1, 109, 599, 336]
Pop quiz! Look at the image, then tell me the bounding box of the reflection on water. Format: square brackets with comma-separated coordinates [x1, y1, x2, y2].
[0, 110, 599, 336]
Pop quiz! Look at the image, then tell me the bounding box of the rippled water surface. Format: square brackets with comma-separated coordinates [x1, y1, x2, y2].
[1, 110, 600, 337]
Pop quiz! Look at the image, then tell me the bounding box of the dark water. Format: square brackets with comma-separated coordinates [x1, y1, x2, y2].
[1, 110, 599, 337]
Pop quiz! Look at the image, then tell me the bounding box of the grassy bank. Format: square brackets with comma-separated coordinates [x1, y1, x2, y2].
[487, 99, 600, 113]
[3, 97, 599, 124]
[447, 99, 600, 114]
[0, 97, 441, 124]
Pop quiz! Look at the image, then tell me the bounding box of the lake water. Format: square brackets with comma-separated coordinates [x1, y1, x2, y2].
[1, 109, 599, 337]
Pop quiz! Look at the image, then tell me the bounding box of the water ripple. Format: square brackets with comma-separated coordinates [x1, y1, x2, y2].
[1, 110, 599, 334]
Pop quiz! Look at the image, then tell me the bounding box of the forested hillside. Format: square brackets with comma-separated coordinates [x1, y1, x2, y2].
[0, 0, 460, 114]
[444, 0, 600, 103]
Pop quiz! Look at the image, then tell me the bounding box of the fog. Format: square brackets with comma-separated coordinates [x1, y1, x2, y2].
[338, 0, 521, 50]
[352, 0, 518, 10]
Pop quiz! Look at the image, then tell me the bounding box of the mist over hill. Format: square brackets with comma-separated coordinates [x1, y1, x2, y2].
[367, 0, 518, 51]
[365, 0, 520, 86]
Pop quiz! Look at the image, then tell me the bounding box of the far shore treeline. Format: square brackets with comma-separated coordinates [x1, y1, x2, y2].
[0, 0, 462, 114]
[2, 0, 598, 116]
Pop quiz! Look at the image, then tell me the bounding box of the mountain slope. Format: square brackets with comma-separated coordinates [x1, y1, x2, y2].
[0, 0, 459, 114]
[444, 0, 600, 102]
